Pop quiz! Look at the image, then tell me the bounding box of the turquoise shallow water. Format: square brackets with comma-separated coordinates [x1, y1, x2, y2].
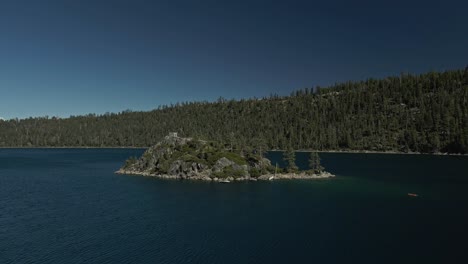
[0, 149, 467, 263]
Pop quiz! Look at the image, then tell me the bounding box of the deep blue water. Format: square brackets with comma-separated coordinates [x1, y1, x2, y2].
[1, 149, 468, 264]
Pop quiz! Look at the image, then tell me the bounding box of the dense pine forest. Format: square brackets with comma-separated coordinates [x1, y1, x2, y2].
[1, 68, 467, 153]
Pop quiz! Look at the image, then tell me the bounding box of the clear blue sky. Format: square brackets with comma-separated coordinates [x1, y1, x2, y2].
[0, 0, 467, 119]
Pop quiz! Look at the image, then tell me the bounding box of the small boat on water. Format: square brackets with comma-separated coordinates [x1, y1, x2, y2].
[219, 179, 230, 183]
[408, 193, 418, 197]
[268, 176, 274, 181]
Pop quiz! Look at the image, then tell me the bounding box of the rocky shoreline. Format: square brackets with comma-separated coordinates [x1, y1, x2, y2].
[115, 168, 334, 182]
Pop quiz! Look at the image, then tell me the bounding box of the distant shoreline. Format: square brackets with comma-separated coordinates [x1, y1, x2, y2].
[268, 149, 468, 156]
[0, 146, 466, 156]
[0, 146, 147, 149]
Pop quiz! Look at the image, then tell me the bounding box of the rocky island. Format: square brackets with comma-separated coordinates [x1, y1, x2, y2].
[116, 133, 334, 182]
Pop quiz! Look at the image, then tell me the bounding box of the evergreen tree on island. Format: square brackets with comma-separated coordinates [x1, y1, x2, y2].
[308, 151, 324, 174]
[283, 146, 299, 173]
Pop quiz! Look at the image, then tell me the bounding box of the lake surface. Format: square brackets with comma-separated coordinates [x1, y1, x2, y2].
[1, 149, 467, 263]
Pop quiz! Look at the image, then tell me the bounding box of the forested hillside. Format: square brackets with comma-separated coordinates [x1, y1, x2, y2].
[1, 68, 467, 153]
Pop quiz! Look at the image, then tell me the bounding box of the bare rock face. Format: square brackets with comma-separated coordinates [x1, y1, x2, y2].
[249, 157, 271, 170]
[161, 134, 192, 146]
[213, 157, 249, 178]
[232, 164, 249, 177]
[213, 157, 235, 172]
[258, 158, 272, 168]
[168, 160, 184, 175]
[168, 160, 207, 177]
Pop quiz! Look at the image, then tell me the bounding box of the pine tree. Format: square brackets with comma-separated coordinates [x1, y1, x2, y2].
[308, 151, 323, 173]
[283, 146, 298, 173]
[464, 66, 468, 85]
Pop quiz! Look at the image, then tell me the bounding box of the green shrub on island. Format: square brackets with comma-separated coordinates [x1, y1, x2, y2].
[268, 165, 282, 174]
[178, 153, 205, 164]
[159, 161, 170, 174]
[205, 151, 248, 166]
[249, 168, 261, 178]
[124, 156, 137, 169]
